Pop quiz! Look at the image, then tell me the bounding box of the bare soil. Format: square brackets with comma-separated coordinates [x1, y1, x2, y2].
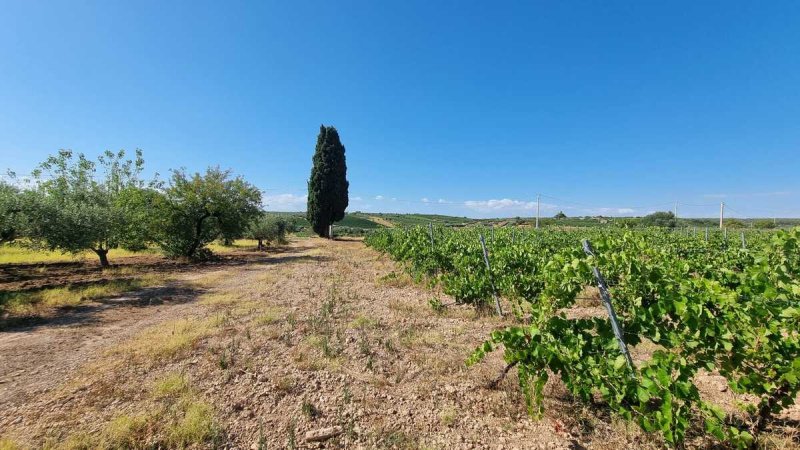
[0, 238, 797, 449]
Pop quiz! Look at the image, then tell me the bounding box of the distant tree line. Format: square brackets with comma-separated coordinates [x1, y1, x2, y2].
[0, 149, 291, 267]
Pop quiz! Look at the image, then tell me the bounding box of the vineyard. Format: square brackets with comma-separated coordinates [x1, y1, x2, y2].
[365, 226, 800, 448]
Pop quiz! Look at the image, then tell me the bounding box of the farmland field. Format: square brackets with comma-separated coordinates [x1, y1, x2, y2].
[0, 227, 798, 449]
[365, 225, 800, 448]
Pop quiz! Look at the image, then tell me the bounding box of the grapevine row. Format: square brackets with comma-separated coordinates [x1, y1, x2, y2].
[365, 226, 800, 448]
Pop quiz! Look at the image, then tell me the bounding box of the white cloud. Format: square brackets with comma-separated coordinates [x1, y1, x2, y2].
[438, 198, 447, 204]
[264, 193, 306, 211]
[421, 197, 430, 203]
[375, 195, 384, 200]
[464, 198, 536, 212]
[584, 207, 635, 215]
[464, 198, 558, 213]
[352, 196, 363, 201]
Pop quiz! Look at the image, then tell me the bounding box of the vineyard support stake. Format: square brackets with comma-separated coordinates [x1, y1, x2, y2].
[428, 222, 435, 250]
[479, 233, 503, 317]
[582, 240, 634, 373]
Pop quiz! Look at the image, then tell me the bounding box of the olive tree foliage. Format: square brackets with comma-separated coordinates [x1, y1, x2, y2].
[247, 215, 288, 250]
[640, 211, 677, 228]
[150, 167, 262, 260]
[307, 125, 349, 238]
[754, 219, 777, 229]
[26, 149, 152, 267]
[725, 218, 746, 228]
[0, 181, 30, 244]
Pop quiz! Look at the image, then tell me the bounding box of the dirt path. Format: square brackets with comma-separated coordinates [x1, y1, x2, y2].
[0, 282, 204, 406]
[2, 238, 795, 449]
[368, 216, 396, 228]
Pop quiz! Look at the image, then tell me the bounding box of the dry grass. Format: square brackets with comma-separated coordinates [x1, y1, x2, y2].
[185, 271, 232, 289]
[349, 314, 381, 330]
[0, 275, 164, 316]
[207, 239, 260, 253]
[199, 291, 243, 307]
[0, 239, 257, 266]
[152, 373, 190, 399]
[111, 317, 217, 363]
[376, 270, 414, 288]
[253, 306, 285, 326]
[0, 439, 21, 450]
[43, 373, 219, 450]
[0, 244, 153, 265]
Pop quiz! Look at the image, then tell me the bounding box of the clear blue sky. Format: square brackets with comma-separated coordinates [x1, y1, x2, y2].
[2, 1, 799, 218]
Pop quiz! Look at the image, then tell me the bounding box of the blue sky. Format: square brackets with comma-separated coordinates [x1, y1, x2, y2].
[1, 1, 798, 218]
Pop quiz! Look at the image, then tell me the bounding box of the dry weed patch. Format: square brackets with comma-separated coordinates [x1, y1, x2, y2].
[112, 317, 217, 362]
[1, 275, 163, 317]
[252, 306, 286, 326]
[52, 382, 218, 449]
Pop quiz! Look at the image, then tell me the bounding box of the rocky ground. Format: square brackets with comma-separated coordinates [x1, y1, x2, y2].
[0, 238, 796, 449]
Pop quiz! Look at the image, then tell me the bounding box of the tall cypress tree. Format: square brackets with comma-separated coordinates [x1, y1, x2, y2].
[307, 125, 349, 237]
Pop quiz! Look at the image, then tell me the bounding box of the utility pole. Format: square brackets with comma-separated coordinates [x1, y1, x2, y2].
[536, 194, 540, 229]
[674, 201, 678, 219]
[719, 202, 724, 229]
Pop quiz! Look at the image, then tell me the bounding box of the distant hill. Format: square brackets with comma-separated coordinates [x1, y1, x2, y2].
[265, 211, 800, 232]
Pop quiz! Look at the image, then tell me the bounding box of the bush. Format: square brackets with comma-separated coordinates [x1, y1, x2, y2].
[248, 216, 288, 250]
[640, 211, 677, 228]
[725, 218, 746, 228]
[753, 219, 776, 229]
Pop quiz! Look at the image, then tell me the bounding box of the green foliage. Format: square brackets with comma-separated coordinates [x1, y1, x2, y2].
[307, 125, 349, 238]
[365, 213, 469, 227]
[641, 211, 677, 228]
[367, 226, 799, 447]
[753, 219, 776, 229]
[151, 167, 261, 260]
[726, 218, 746, 228]
[25, 149, 152, 266]
[0, 181, 29, 244]
[335, 214, 382, 229]
[248, 215, 289, 250]
[554, 211, 567, 219]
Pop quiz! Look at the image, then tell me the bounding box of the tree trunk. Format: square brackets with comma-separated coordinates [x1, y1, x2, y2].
[187, 213, 210, 259]
[94, 248, 110, 268]
[257, 239, 264, 251]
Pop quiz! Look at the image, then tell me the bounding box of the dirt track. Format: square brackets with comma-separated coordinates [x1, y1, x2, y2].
[0, 283, 202, 406]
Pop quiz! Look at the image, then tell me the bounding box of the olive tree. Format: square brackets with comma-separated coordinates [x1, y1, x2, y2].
[151, 167, 261, 260]
[640, 211, 677, 228]
[26, 149, 151, 267]
[0, 181, 29, 244]
[247, 215, 288, 250]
